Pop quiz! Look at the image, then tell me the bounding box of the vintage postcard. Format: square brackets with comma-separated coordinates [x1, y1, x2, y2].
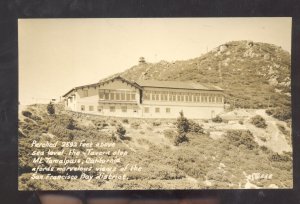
[18, 18, 292, 190]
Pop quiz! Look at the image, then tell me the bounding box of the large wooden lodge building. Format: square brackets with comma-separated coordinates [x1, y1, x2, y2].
[62, 76, 224, 119]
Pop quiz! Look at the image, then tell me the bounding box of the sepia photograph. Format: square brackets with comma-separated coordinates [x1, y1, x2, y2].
[18, 18, 292, 190]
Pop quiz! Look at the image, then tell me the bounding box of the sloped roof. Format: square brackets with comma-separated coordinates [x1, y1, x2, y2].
[63, 76, 223, 98]
[135, 80, 223, 91]
[63, 76, 141, 97]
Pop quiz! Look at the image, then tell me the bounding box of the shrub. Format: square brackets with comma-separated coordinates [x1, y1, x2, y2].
[174, 133, 189, 146]
[116, 124, 126, 139]
[238, 120, 244, 125]
[47, 102, 55, 115]
[212, 115, 223, 123]
[250, 115, 267, 128]
[269, 153, 291, 162]
[176, 111, 189, 133]
[30, 115, 42, 121]
[153, 121, 161, 126]
[266, 107, 291, 121]
[130, 122, 140, 129]
[22, 110, 32, 118]
[226, 130, 258, 150]
[122, 119, 129, 124]
[163, 129, 176, 140]
[111, 133, 117, 142]
[68, 132, 74, 140]
[188, 120, 204, 134]
[66, 118, 76, 130]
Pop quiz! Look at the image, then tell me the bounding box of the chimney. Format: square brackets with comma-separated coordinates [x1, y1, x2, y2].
[139, 57, 146, 65]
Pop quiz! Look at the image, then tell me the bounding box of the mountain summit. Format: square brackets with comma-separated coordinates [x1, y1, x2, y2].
[120, 40, 291, 110]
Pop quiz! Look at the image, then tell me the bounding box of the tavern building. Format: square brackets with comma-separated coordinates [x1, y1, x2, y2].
[63, 76, 224, 119]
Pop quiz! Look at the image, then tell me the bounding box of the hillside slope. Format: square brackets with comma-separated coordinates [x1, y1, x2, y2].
[18, 104, 292, 190]
[120, 41, 291, 110]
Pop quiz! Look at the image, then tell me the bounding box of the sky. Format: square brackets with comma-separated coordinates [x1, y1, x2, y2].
[18, 18, 292, 105]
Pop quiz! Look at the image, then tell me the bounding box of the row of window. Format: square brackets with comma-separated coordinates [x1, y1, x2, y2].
[80, 105, 138, 113]
[144, 107, 170, 113]
[143, 91, 223, 103]
[99, 90, 136, 101]
[82, 89, 223, 104]
[80, 105, 171, 114]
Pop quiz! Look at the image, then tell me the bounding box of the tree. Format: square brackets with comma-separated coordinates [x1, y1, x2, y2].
[116, 124, 126, 139]
[176, 111, 189, 133]
[47, 102, 55, 115]
[175, 111, 189, 145]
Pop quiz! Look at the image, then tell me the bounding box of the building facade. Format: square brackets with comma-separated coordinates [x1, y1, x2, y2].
[63, 76, 224, 119]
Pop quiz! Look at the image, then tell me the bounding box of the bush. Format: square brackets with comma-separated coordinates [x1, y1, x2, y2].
[238, 120, 244, 125]
[212, 115, 223, 123]
[164, 129, 176, 140]
[122, 119, 129, 124]
[269, 153, 291, 162]
[47, 103, 55, 115]
[66, 118, 76, 130]
[111, 133, 117, 142]
[116, 124, 126, 139]
[22, 110, 32, 118]
[174, 133, 189, 146]
[30, 115, 42, 121]
[176, 111, 189, 133]
[188, 120, 204, 134]
[226, 130, 258, 150]
[130, 122, 140, 129]
[153, 121, 161, 126]
[266, 107, 291, 121]
[250, 115, 267, 128]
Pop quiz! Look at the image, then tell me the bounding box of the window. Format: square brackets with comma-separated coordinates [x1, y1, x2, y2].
[116, 93, 120, 100]
[217, 96, 223, 103]
[172, 94, 176, 101]
[131, 93, 136, 100]
[213, 95, 216, 103]
[70, 97, 73, 103]
[121, 93, 125, 100]
[97, 106, 102, 112]
[99, 90, 104, 99]
[144, 107, 149, 113]
[202, 95, 208, 103]
[188, 94, 193, 102]
[151, 92, 156, 100]
[169, 93, 175, 101]
[144, 92, 150, 100]
[194, 94, 200, 102]
[89, 106, 94, 111]
[121, 106, 127, 112]
[83, 90, 88, 97]
[156, 93, 160, 101]
[81, 105, 85, 111]
[155, 107, 160, 113]
[177, 94, 181, 101]
[166, 108, 171, 113]
[126, 93, 131, 100]
[161, 93, 168, 101]
[110, 93, 115, 100]
[180, 94, 184, 101]
[110, 106, 115, 112]
[185, 95, 189, 102]
[105, 92, 109, 100]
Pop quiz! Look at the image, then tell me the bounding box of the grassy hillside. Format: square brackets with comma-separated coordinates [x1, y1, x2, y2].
[120, 41, 291, 114]
[18, 104, 292, 190]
